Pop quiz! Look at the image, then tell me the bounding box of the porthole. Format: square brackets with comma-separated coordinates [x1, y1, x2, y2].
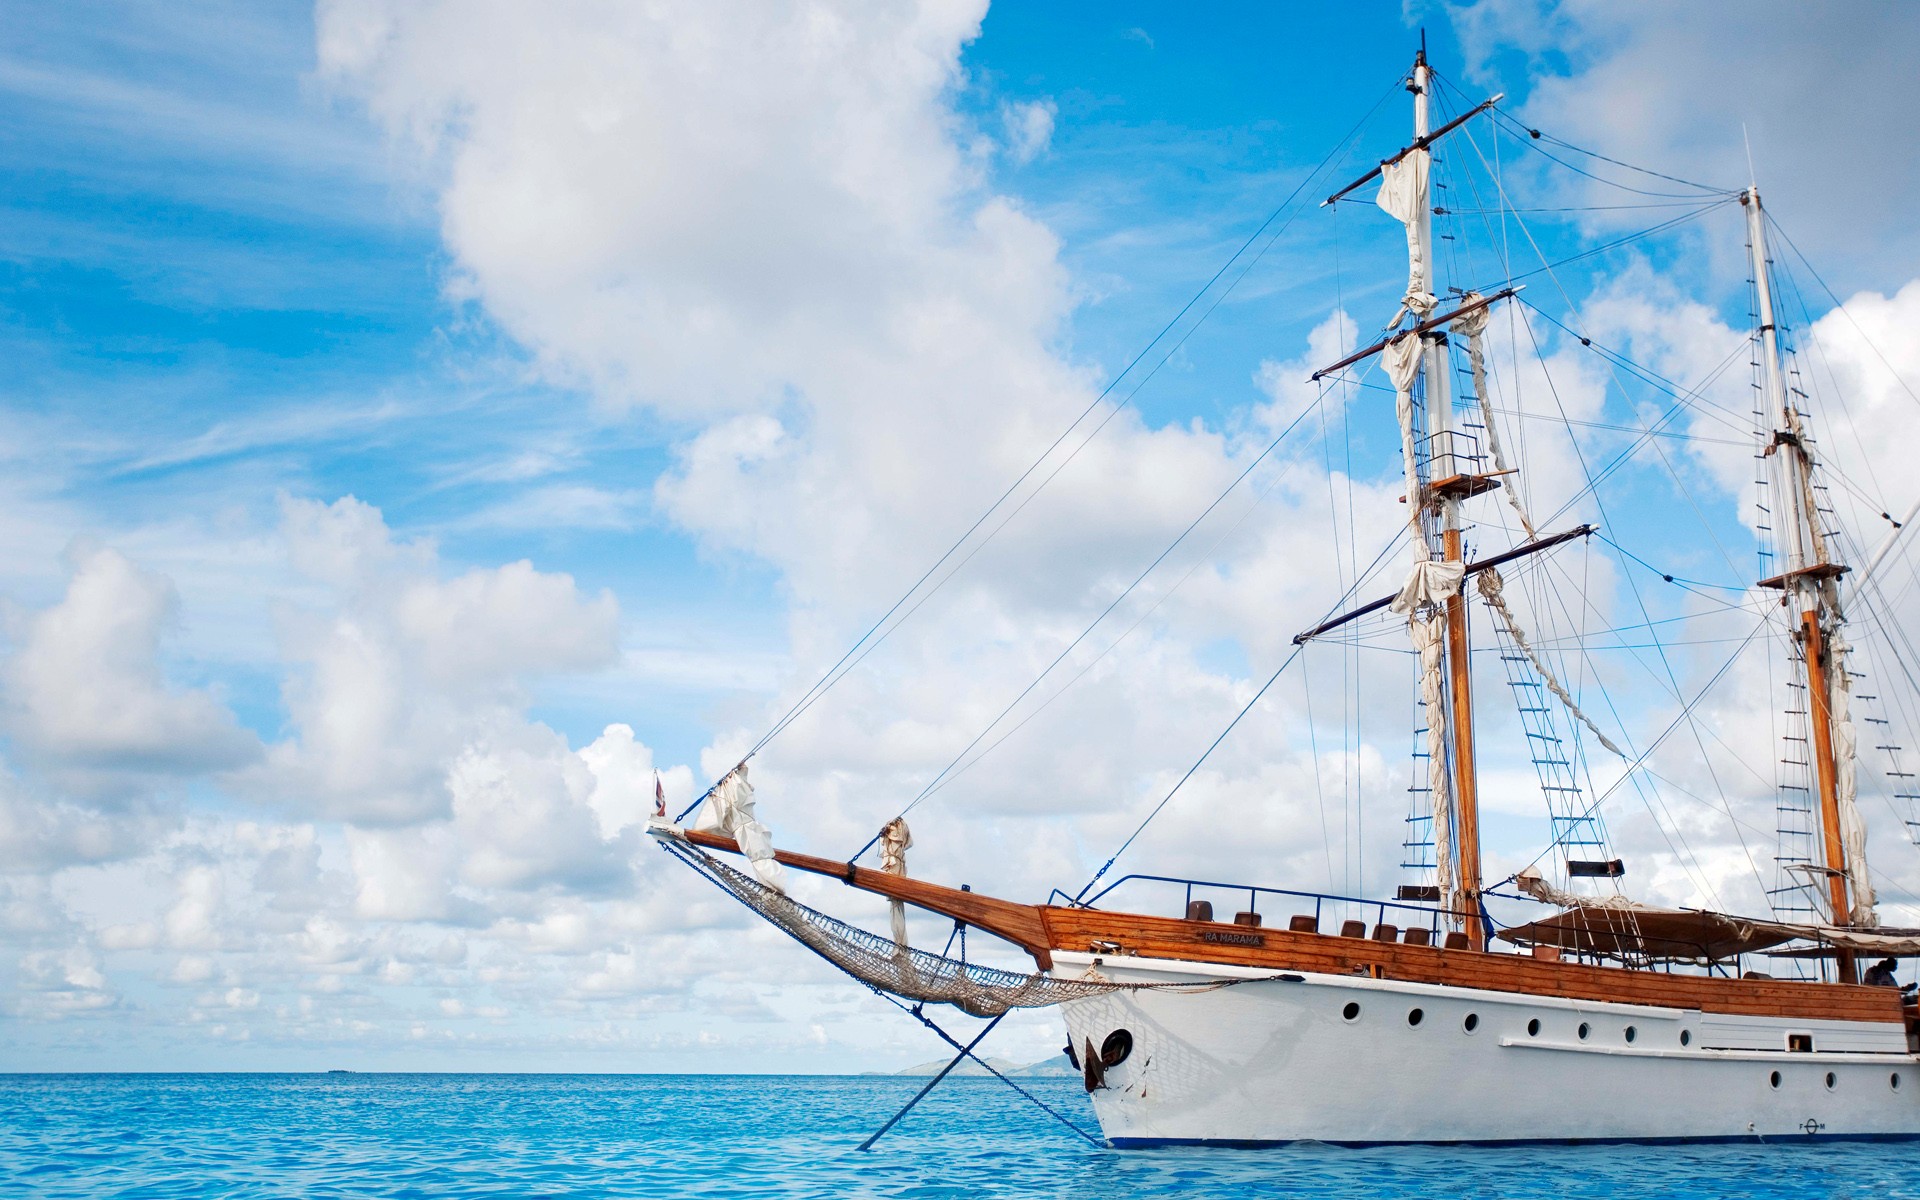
[1407, 1008, 1425, 1028]
[1825, 1072, 1837, 1091]
[1680, 1030, 1692, 1047]
[1342, 1002, 1361, 1022]
[1577, 1022, 1590, 1041]
[1624, 1026, 1637, 1044]
[1893, 1073, 1903, 1091]
[1100, 1029, 1134, 1068]
[1769, 1071, 1782, 1089]
[1526, 1018, 1541, 1037]
[1463, 1013, 1480, 1034]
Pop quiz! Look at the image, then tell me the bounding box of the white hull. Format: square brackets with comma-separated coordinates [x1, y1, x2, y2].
[1053, 952, 1920, 1145]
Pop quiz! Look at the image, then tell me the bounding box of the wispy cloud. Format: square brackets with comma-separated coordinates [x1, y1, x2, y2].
[108, 399, 408, 477]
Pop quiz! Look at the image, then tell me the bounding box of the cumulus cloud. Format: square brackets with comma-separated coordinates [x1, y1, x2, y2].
[13, 945, 116, 1017]
[0, 781, 147, 875]
[1448, 0, 1920, 277]
[316, 0, 1004, 417]
[255, 495, 620, 824]
[2, 544, 259, 781]
[306, 0, 1636, 918]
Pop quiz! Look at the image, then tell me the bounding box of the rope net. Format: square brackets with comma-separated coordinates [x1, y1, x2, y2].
[670, 843, 1194, 1017]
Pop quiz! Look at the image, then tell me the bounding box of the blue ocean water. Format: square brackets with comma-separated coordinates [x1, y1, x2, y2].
[4, 1073, 1920, 1198]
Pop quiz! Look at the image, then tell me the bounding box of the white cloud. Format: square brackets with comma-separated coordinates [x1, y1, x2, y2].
[0, 780, 149, 875]
[1, 544, 259, 780]
[347, 824, 465, 923]
[169, 955, 215, 984]
[309, 0, 1507, 918]
[578, 723, 693, 839]
[14, 945, 116, 1017]
[316, 0, 1002, 417]
[164, 865, 224, 950]
[1000, 98, 1055, 164]
[445, 723, 627, 893]
[254, 495, 620, 824]
[1448, 0, 1920, 275]
[396, 560, 617, 686]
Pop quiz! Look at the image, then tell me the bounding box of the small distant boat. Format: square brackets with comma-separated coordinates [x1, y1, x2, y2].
[655, 42, 1920, 1146]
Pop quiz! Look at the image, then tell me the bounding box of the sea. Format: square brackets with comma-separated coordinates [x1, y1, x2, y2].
[5, 1072, 1920, 1198]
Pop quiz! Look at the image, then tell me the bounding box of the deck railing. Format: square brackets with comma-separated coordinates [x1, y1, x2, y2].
[1056, 873, 1847, 981]
[1055, 872, 1475, 943]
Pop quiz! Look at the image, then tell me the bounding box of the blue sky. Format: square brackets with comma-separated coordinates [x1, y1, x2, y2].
[4, 1, 1920, 1072]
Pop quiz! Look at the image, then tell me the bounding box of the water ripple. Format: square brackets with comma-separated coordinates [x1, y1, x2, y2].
[2, 1074, 1917, 1198]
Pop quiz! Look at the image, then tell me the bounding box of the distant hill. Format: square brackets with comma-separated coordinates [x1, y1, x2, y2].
[883, 1054, 1075, 1078]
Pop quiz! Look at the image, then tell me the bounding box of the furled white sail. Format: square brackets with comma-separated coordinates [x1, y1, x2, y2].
[1827, 631, 1877, 926]
[1383, 322, 1447, 823]
[1376, 151, 1435, 318]
[1391, 559, 1465, 614]
[1452, 296, 1537, 538]
[1384, 333, 1427, 552]
[879, 816, 914, 949]
[1383, 326, 1459, 915]
[692, 764, 787, 892]
[1410, 612, 1459, 916]
[1513, 866, 1640, 912]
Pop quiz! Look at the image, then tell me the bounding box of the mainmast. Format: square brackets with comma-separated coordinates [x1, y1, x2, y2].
[1743, 187, 1873, 972]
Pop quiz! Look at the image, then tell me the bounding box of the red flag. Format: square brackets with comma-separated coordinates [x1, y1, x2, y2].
[654, 771, 667, 817]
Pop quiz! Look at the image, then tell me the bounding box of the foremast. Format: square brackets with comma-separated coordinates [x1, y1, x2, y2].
[1743, 188, 1875, 971]
[1416, 52, 1488, 953]
[1383, 48, 1487, 948]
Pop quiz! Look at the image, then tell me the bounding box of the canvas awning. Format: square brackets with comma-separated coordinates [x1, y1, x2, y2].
[1499, 907, 1793, 961]
[1500, 867, 1920, 961]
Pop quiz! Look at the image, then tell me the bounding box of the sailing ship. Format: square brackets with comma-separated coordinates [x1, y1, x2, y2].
[651, 47, 1920, 1145]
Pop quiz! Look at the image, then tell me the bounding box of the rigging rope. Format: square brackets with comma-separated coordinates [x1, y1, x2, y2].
[1074, 643, 1305, 901]
[1476, 568, 1623, 757]
[662, 838, 1282, 1019]
[678, 78, 1406, 822]
[850, 388, 1332, 863]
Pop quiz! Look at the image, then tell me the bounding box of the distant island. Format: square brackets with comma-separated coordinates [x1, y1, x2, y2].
[878, 1055, 1074, 1078]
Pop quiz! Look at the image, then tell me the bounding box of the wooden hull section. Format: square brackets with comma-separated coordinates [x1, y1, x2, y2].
[1043, 908, 1905, 1025]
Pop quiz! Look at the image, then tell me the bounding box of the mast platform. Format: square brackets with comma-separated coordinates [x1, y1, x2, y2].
[1759, 562, 1849, 590]
[1426, 470, 1510, 503]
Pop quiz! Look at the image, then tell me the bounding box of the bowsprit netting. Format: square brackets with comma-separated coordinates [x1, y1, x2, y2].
[664, 842, 1210, 1017]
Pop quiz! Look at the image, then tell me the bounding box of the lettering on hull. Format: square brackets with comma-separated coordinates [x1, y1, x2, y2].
[1199, 929, 1266, 947]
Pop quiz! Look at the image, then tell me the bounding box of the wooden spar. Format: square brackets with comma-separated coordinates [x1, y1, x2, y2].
[1442, 527, 1485, 949]
[1309, 287, 1520, 382]
[1320, 94, 1505, 208]
[1292, 523, 1595, 645]
[1802, 609, 1857, 980]
[668, 827, 1055, 964]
